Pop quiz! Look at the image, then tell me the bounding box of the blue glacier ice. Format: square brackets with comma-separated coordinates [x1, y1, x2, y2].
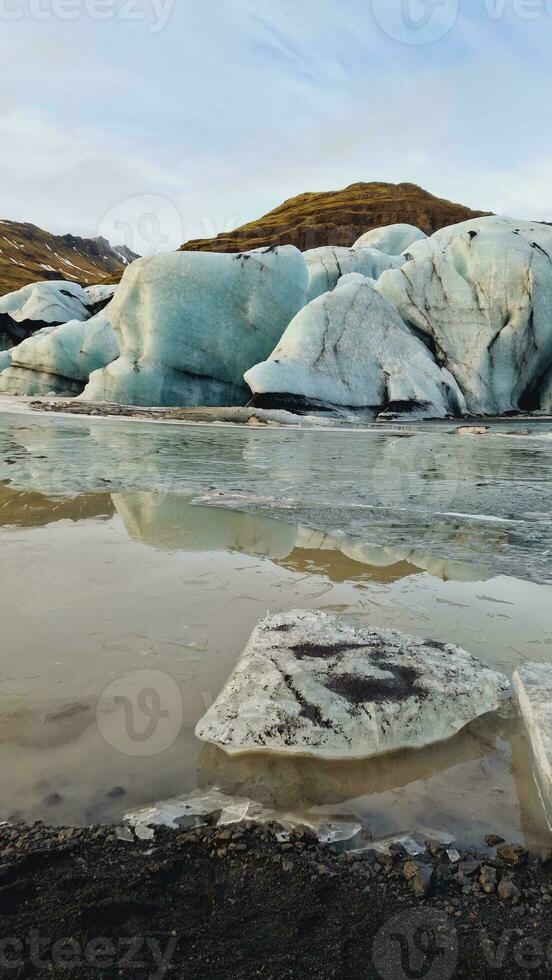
[376, 216, 552, 414]
[0, 280, 92, 328]
[0, 311, 119, 396]
[83, 246, 309, 407]
[245, 277, 465, 417]
[305, 245, 402, 302]
[354, 223, 427, 255]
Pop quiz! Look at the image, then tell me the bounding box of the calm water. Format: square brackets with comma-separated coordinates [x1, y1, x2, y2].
[0, 402, 551, 847]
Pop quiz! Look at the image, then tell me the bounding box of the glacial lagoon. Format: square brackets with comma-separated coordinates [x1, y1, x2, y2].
[0, 402, 551, 848]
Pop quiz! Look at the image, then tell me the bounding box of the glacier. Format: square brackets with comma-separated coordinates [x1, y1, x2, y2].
[0, 280, 92, 328]
[0, 310, 119, 397]
[0, 217, 551, 417]
[245, 276, 466, 417]
[353, 222, 427, 255]
[377, 216, 552, 414]
[82, 247, 309, 407]
[305, 245, 402, 302]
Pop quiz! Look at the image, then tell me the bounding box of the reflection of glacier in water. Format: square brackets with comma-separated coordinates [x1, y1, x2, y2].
[0, 405, 551, 845]
[0, 408, 551, 583]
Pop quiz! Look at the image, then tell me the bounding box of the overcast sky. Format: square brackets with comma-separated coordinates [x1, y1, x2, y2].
[1, 0, 551, 250]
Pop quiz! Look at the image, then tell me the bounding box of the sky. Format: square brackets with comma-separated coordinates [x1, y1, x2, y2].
[0, 0, 551, 251]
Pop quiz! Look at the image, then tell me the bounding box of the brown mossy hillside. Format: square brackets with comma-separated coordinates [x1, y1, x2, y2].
[0, 220, 137, 295]
[182, 182, 491, 253]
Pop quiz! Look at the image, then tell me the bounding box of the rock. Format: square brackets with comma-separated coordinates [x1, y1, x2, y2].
[457, 426, 490, 436]
[353, 223, 427, 255]
[496, 843, 528, 867]
[540, 847, 552, 866]
[0, 311, 119, 397]
[479, 866, 498, 893]
[245, 278, 466, 418]
[82, 247, 308, 408]
[376, 217, 552, 415]
[485, 834, 505, 848]
[458, 861, 481, 878]
[403, 860, 434, 897]
[512, 663, 552, 825]
[195, 609, 510, 760]
[0, 350, 11, 373]
[498, 877, 521, 902]
[0, 280, 91, 327]
[304, 245, 402, 302]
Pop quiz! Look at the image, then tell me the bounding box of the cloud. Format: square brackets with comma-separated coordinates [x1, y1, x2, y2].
[0, 0, 551, 244]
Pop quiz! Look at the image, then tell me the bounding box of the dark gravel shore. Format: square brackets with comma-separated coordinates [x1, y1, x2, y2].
[1, 821, 552, 978]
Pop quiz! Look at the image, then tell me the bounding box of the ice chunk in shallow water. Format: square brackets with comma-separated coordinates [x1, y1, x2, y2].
[126, 787, 365, 846]
[370, 834, 426, 856]
[218, 800, 251, 825]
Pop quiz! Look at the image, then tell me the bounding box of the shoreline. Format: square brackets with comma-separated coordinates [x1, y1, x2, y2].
[1, 819, 552, 978]
[0, 393, 551, 436]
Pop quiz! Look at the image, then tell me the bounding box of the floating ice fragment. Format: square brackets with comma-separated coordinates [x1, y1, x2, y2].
[126, 788, 367, 847]
[417, 827, 456, 846]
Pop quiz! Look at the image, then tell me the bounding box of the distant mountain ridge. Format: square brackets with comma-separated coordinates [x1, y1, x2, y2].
[182, 182, 491, 253]
[0, 220, 139, 295]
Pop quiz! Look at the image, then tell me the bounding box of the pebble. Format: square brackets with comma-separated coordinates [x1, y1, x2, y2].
[479, 866, 498, 894]
[496, 844, 528, 867]
[403, 861, 434, 897]
[498, 878, 521, 903]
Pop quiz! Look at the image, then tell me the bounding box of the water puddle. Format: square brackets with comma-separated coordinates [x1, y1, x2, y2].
[0, 405, 551, 848]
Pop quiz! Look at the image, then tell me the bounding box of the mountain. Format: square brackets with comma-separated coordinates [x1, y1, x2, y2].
[182, 182, 491, 253]
[0, 221, 139, 295]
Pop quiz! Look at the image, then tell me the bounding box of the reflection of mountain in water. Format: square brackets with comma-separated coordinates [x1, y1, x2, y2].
[0, 484, 113, 528]
[0, 411, 550, 583]
[112, 491, 482, 584]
